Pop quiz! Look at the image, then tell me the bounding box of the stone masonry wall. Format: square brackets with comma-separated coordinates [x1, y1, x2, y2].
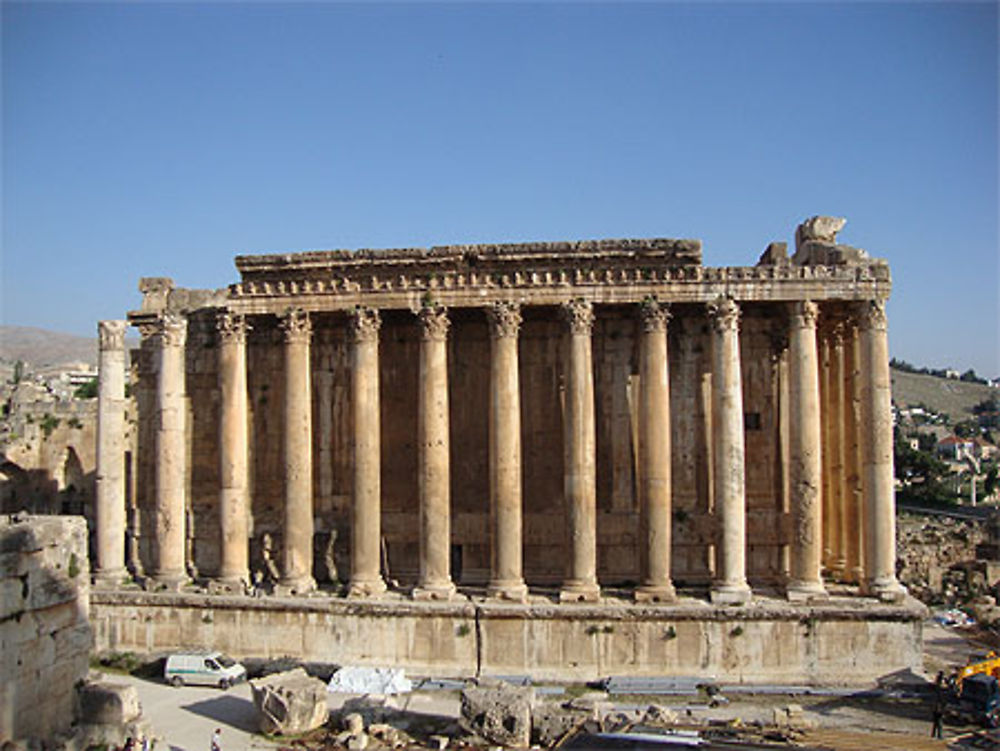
[0, 514, 92, 742]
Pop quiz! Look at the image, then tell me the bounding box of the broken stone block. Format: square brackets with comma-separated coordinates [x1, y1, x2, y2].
[642, 704, 679, 727]
[250, 667, 329, 735]
[75, 681, 142, 726]
[531, 704, 588, 747]
[460, 681, 535, 748]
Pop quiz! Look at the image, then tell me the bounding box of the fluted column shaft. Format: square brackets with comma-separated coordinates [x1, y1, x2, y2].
[829, 324, 847, 576]
[820, 336, 833, 569]
[95, 320, 128, 584]
[636, 301, 676, 603]
[349, 307, 387, 597]
[560, 299, 600, 603]
[843, 323, 864, 583]
[414, 304, 456, 600]
[859, 300, 905, 601]
[217, 312, 250, 586]
[280, 308, 315, 593]
[152, 315, 188, 586]
[486, 302, 528, 601]
[709, 298, 751, 604]
[786, 302, 827, 601]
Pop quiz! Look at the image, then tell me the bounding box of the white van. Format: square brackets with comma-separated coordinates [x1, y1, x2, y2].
[164, 651, 246, 689]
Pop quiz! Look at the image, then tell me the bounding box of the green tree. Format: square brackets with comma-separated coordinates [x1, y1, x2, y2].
[74, 378, 98, 399]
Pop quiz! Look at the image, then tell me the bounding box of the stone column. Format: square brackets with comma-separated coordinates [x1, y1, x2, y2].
[560, 299, 600, 603]
[486, 302, 528, 602]
[829, 323, 847, 577]
[708, 297, 751, 604]
[785, 302, 828, 601]
[635, 300, 676, 603]
[348, 306, 387, 598]
[94, 320, 129, 585]
[843, 321, 864, 584]
[414, 304, 456, 600]
[216, 311, 251, 588]
[280, 308, 315, 594]
[152, 314, 188, 587]
[859, 300, 905, 601]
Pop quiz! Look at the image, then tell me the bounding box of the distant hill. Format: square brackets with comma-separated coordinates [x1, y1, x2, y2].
[891, 367, 997, 423]
[0, 325, 99, 369]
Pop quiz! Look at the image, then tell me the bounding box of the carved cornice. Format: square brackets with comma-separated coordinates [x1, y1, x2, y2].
[98, 320, 128, 351]
[280, 308, 311, 343]
[858, 299, 888, 332]
[350, 306, 381, 343]
[562, 299, 594, 335]
[707, 297, 740, 333]
[789, 301, 819, 331]
[217, 311, 250, 344]
[639, 299, 671, 333]
[485, 301, 522, 339]
[160, 314, 187, 348]
[417, 303, 450, 341]
[228, 258, 891, 303]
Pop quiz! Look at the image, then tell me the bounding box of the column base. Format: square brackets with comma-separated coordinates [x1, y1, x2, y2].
[276, 575, 316, 596]
[786, 580, 829, 603]
[149, 572, 188, 592]
[208, 576, 249, 595]
[348, 577, 387, 599]
[413, 580, 457, 601]
[710, 581, 752, 605]
[865, 576, 907, 603]
[487, 579, 529, 603]
[559, 581, 600, 603]
[634, 583, 677, 604]
[92, 568, 129, 589]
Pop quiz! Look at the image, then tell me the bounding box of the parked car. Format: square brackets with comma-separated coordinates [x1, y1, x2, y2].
[164, 651, 246, 689]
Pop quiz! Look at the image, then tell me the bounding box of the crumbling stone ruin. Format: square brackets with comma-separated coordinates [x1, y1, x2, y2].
[0, 514, 92, 743]
[87, 217, 923, 683]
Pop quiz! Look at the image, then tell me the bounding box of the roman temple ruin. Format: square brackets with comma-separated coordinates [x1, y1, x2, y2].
[88, 217, 924, 682]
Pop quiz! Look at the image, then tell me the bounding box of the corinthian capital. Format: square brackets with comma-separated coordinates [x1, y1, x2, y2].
[417, 303, 450, 341]
[486, 301, 521, 339]
[161, 314, 187, 348]
[639, 298, 671, 333]
[858, 299, 888, 332]
[217, 311, 250, 344]
[707, 297, 740, 333]
[561, 299, 594, 335]
[789, 301, 819, 331]
[98, 320, 128, 351]
[280, 308, 311, 343]
[350, 306, 381, 343]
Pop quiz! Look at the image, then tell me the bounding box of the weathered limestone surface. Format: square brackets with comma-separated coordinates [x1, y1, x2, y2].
[250, 667, 330, 735]
[90, 590, 926, 685]
[102, 216, 910, 682]
[1, 514, 92, 742]
[461, 681, 535, 748]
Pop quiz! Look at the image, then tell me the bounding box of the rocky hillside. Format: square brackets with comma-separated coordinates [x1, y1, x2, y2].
[891, 367, 996, 423]
[0, 326, 99, 369]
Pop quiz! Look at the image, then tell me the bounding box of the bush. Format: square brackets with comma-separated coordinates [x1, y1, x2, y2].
[74, 379, 98, 399]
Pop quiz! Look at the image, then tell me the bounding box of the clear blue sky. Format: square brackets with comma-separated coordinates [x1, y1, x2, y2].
[3, 1, 998, 376]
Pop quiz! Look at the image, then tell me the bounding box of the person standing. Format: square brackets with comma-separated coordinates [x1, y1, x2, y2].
[931, 701, 944, 739]
[211, 728, 222, 751]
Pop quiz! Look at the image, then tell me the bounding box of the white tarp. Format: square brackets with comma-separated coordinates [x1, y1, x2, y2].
[327, 666, 413, 695]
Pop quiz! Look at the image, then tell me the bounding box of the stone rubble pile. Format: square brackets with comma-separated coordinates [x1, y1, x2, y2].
[896, 513, 992, 605]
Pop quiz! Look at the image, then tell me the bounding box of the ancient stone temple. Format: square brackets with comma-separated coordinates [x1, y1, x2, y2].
[89, 217, 924, 683]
